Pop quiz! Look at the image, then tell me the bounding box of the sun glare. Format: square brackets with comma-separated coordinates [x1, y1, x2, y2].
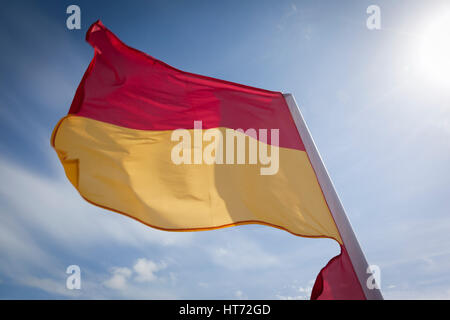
[418, 11, 450, 89]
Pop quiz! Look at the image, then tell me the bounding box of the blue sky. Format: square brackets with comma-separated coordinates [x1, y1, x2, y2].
[0, 0, 449, 299]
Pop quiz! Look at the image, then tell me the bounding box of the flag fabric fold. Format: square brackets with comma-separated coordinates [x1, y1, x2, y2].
[51, 20, 366, 299]
[311, 245, 365, 299]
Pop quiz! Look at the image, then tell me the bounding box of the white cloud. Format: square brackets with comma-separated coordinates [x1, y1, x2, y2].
[21, 276, 80, 297]
[104, 259, 167, 290]
[133, 258, 167, 283]
[101, 259, 176, 299]
[275, 281, 313, 300]
[104, 267, 132, 290]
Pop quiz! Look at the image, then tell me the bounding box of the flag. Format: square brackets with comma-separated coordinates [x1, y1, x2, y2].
[52, 21, 366, 299]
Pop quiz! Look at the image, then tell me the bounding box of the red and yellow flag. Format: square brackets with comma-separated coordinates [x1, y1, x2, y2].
[52, 21, 366, 299]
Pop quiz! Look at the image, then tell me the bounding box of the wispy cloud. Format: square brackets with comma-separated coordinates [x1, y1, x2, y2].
[0, 156, 195, 250]
[208, 237, 279, 270]
[0, 155, 193, 298]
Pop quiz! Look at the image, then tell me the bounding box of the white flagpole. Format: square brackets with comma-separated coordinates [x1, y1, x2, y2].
[283, 93, 383, 300]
